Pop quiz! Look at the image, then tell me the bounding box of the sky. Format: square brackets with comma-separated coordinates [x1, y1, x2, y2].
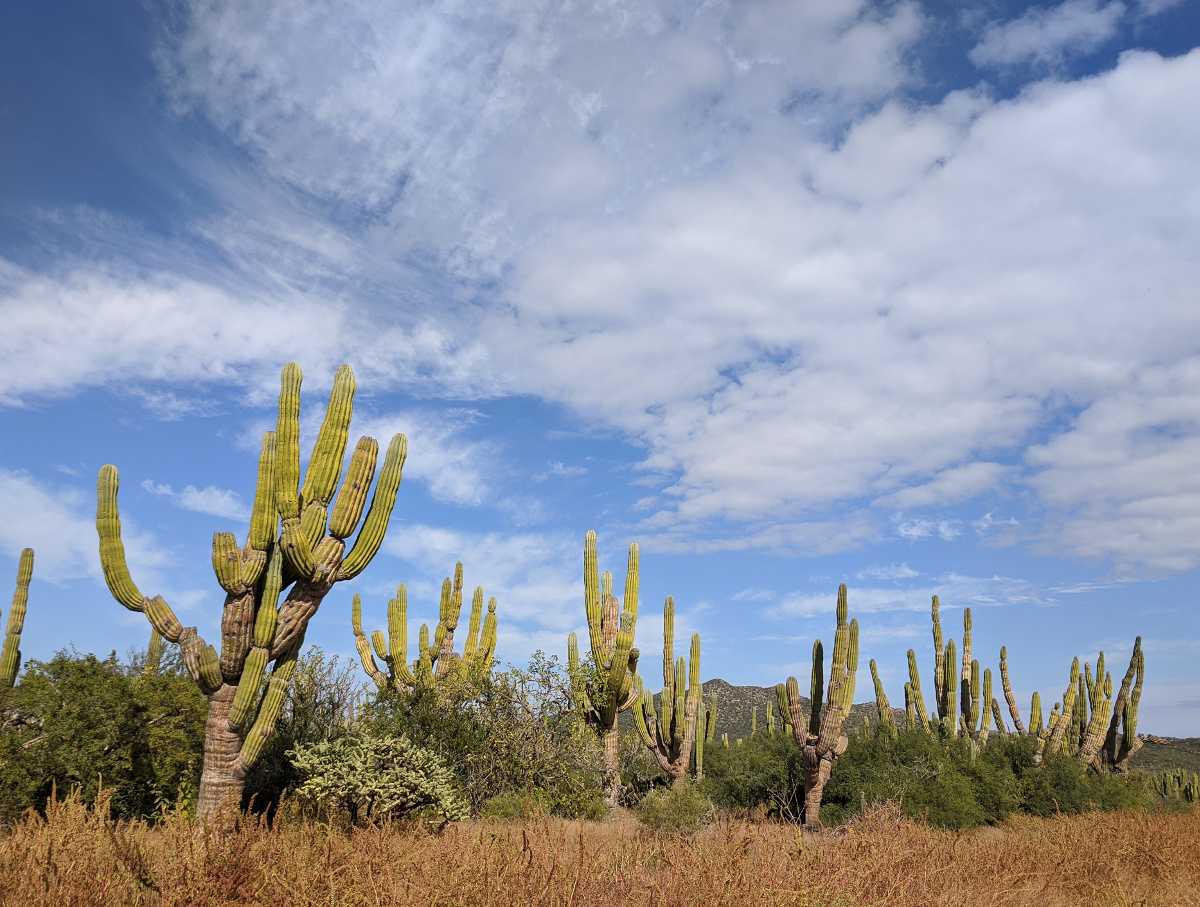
[2, 0, 1199, 734]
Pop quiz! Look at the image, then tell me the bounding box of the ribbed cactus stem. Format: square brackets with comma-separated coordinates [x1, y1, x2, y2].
[1030, 692, 1043, 734]
[931, 596, 945, 720]
[145, 627, 164, 677]
[0, 548, 34, 687]
[870, 659, 895, 737]
[999, 645, 1027, 735]
[906, 648, 931, 732]
[943, 638, 958, 737]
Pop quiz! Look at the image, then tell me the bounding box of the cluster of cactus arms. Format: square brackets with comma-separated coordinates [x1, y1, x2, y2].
[994, 637, 1143, 772]
[631, 596, 706, 787]
[96, 363, 407, 822]
[902, 599, 996, 748]
[1, 548, 33, 688]
[870, 659, 897, 740]
[351, 563, 498, 691]
[567, 531, 640, 808]
[778, 583, 859, 827]
[1151, 769, 1199, 803]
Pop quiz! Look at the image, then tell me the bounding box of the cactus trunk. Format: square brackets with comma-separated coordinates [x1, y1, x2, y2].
[196, 684, 245, 819]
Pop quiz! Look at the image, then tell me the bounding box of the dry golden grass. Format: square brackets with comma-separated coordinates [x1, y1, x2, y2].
[1, 797, 1197, 907]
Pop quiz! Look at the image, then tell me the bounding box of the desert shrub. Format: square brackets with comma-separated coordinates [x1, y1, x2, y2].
[290, 732, 468, 825]
[366, 652, 605, 818]
[242, 646, 363, 814]
[1021, 749, 1149, 816]
[699, 732, 805, 820]
[635, 782, 714, 834]
[0, 648, 205, 821]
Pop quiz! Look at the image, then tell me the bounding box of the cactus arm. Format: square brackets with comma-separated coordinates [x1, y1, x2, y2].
[622, 542, 640, 628]
[931, 596, 945, 719]
[662, 596, 675, 689]
[583, 531, 606, 663]
[0, 548, 34, 686]
[706, 693, 718, 742]
[480, 597, 498, 671]
[1046, 658, 1080, 754]
[1030, 692, 1043, 734]
[350, 594, 388, 689]
[248, 432, 278, 552]
[96, 465, 146, 611]
[388, 585, 415, 686]
[338, 433, 407, 580]
[274, 362, 314, 577]
[990, 697, 1008, 735]
[870, 659, 895, 736]
[464, 586, 484, 661]
[237, 635, 304, 772]
[960, 609, 973, 731]
[1104, 637, 1141, 766]
[298, 364, 355, 512]
[144, 626, 164, 677]
[228, 646, 270, 729]
[943, 638, 958, 737]
[999, 646, 1027, 735]
[328, 436, 378, 540]
[567, 631, 595, 717]
[632, 684, 658, 748]
[808, 639, 825, 737]
[906, 648, 931, 731]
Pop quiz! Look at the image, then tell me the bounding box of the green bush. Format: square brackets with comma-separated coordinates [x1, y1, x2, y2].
[634, 782, 714, 834]
[290, 732, 468, 825]
[366, 652, 605, 818]
[0, 647, 206, 821]
[699, 732, 804, 820]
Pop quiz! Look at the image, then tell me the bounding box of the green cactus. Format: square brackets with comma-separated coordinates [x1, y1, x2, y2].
[1100, 638, 1144, 772]
[693, 692, 717, 779]
[145, 626, 164, 677]
[0, 548, 33, 688]
[905, 648, 931, 730]
[765, 700, 776, 736]
[870, 659, 896, 739]
[352, 566, 498, 692]
[96, 363, 407, 823]
[632, 596, 705, 787]
[998, 646, 1026, 735]
[779, 583, 859, 827]
[567, 531, 640, 809]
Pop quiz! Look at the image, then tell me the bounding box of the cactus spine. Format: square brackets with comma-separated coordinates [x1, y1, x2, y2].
[352, 566, 498, 691]
[632, 596, 704, 787]
[567, 531, 640, 808]
[1, 548, 33, 688]
[780, 583, 859, 827]
[96, 363, 406, 823]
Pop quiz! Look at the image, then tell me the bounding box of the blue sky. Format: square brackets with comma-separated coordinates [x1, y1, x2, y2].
[2, 0, 1199, 734]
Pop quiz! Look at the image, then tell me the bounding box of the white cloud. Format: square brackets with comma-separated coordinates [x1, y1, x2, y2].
[161, 0, 924, 268]
[0, 259, 494, 407]
[969, 1, 1126, 69]
[857, 563, 921, 580]
[532, 461, 587, 482]
[141, 480, 251, 522]
[895, 516, 962, 542]
[493, 48, 1200, 572]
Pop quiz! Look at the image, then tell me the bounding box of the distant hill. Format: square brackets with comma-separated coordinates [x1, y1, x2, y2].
[1128, 737, 1200, 775]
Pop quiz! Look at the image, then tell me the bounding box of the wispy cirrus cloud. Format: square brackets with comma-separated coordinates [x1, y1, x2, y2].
[969, 1, 1126, 69]
[141, 480, 250, 522]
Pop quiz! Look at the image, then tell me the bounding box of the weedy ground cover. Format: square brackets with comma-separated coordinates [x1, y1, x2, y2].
[0, 794, 1197, 906]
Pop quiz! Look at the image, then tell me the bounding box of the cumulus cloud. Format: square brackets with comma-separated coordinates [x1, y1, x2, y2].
[494, 48, 1200, 572]
[969, 1, 1126, 69]
[141, 480, 250, 522]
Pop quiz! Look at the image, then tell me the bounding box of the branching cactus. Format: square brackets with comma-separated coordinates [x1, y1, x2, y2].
[352, 564, 498, 691]
[1, 548, 33, 688]
[779, 583, 859, 827]
[96, 363, 407, 823]
[631, 596, 703, 787]
[567, 531, 640, 808]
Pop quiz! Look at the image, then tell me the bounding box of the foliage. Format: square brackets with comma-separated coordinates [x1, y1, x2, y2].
[366, 652, 605, 818]
[699, 731, 805, 821]
[634, 781, 714, 834]
[0, 647, 205, 821]
[290, 731, 467, 825]
[242, 646, 363, 814]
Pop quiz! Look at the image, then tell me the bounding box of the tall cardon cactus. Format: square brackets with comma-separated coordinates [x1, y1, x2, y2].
[567, 531, 640, 808]
[1, 548, 33, 688]
[779, 583, 859, 827]
[96, 363, 407, 823]
[631, 596, 705, 786]
[352, 563, 498, 691]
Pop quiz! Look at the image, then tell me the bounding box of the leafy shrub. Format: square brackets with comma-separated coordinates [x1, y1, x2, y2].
[366, 652, 605, 818]
[699, 732, 804, 820]
[0, 647, 206, 821]
[635, 782, 714, 834]
[290, 732, 468, 825]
